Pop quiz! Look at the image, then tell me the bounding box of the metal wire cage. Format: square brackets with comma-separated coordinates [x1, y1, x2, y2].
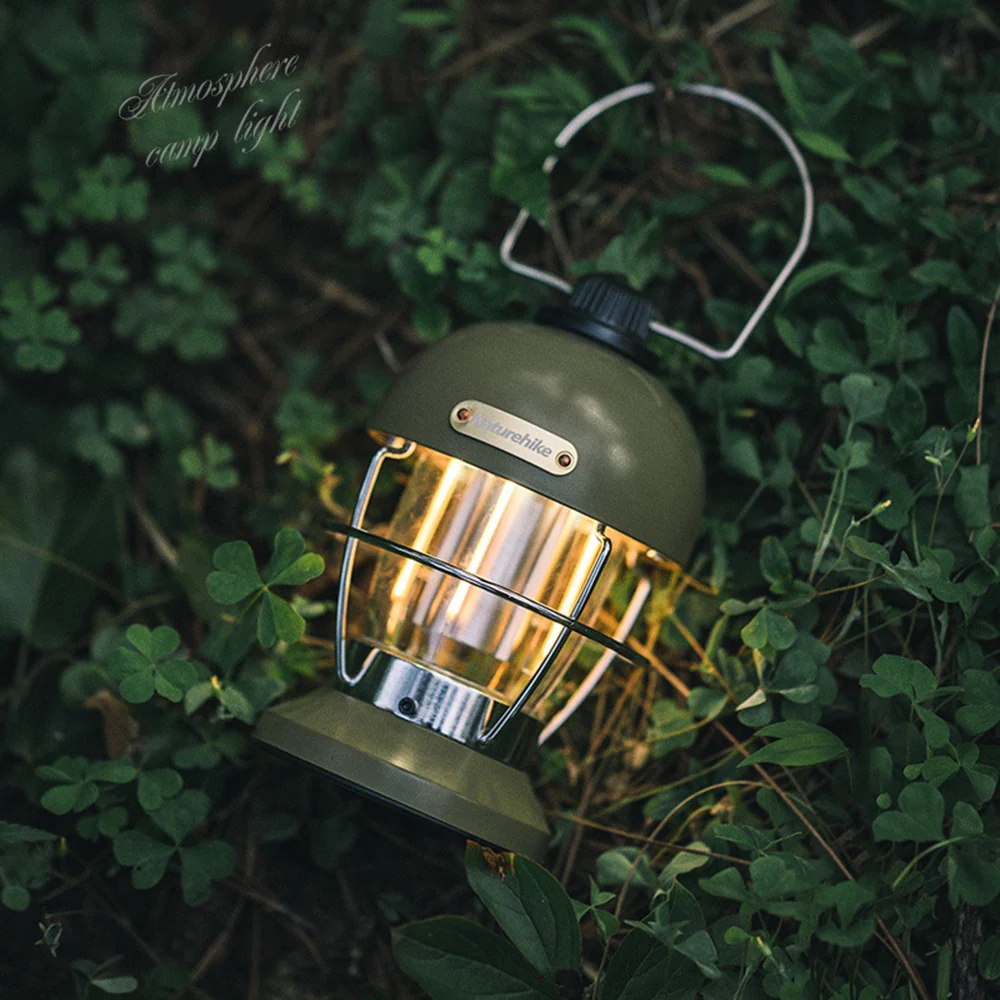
[328, 438, 652, 757]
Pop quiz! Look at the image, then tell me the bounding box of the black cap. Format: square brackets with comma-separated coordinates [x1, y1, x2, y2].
[536, 273, 658, 370]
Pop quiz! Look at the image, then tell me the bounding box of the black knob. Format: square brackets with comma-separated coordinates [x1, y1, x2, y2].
[537, 273, 658, 370]
[568, 274, 654, 339]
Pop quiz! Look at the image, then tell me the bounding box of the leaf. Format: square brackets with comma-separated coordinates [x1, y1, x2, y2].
[980, 935, 1000, 980]
[955, 465, 991, 530]
[206, 541, 262, 604]
[392, 917, 559, 1000]
[179, 840, 235, 906]
[259, 591, 305, 646]
[41, 783, 88, 815]
[113, 831, 173, 890]
[965, 93, 1000, 134]
[741, 608, 798, 651]
[89, 975, 138, 995]
[600, 929, 702, 1000]
[783, 260, 850, 301]
[155, 659, 198, 702]
[740, 721, 846, 768]
[794, 130, 853, 162]
[149, 789, 210, 844]
[465, 844, 581, 976]
[955, 669, 1000, 735]
[88, 760, 136, 783]
[137, 769, 183, 812]
[873, 783, 945, 842]
[218, 683, 256, 724]
[673, 929, 721, 979]
[859, 654, 936, 704]
[840, 373, 889, 424]
[759, 537, 792, 593]
[770, 50, 808, 123]
[886, 376, 927, 444]
[739, 722, 847, 767]
[0, 821, 57, 846]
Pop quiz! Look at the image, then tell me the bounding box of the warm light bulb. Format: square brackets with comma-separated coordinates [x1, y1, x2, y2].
[356, 445, 639, 717]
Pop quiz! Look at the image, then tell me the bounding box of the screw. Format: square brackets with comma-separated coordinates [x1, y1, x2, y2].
[455, 407, 471, 423]
[557, 452, 573, 468]
[397, 697, 418, 717]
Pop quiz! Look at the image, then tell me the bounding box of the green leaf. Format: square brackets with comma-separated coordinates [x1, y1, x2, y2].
[740, 721, 846, 768]
[600, 928, 702, 1000]
[41, 783, 88, 815]
[89, 975, 138, 995]
[840, 373, 890, 424]
[206, 541, 262, 604]
[955, 465, 991, 530]
[860, 654, 937, 704]
[873, 782, 945, 842]
[465, 844, 580, 976]
[113, 831, 173, 890]
[783, 260, 850, 301]
[2, 886, 31, 911]
[179, 840, 235, 906]
[794, 130, 853, 162]
[955, 669, 1000, 735]
[0, 821, 57, 846]
[392, 917, 559, 1000]
[770, 50, 808, 122]
[155, 659, 197, 702]
[965, 93, 1000, 134]
[759, 537, 792, 593]
[886, 376, 927, 444]
[218, 682, 256, 724]
[741, 608, 798, 651]
[137, 769, 183, 812]
[149, 789, 210, 844]
[697, 164, 751, 188]
[259, 591, 305, 646]
[980, 935, 1000, 980]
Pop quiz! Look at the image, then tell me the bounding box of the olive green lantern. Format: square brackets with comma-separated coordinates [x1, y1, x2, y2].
[256, 82, 814, 859]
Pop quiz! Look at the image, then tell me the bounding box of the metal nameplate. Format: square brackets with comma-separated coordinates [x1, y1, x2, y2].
[449, 400, 577, 476]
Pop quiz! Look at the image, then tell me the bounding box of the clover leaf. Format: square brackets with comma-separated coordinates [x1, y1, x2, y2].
[36, 756, 136, 816]
[179, 435, 239, 490]
[112, 790, 234, 904]
[206, 529, 325, 648]
[107, 625, 198, 704]
[0, 275, 81, 372]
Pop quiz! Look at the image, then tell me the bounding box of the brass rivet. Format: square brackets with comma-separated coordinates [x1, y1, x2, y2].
[456, 407, 472, 422]
[557, 452, 573, 468]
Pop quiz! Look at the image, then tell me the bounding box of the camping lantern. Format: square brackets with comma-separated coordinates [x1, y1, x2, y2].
[256, 82, 814, 859]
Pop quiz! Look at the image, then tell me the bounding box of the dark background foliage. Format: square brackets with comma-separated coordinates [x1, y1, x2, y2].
[1, 0, 999, 998]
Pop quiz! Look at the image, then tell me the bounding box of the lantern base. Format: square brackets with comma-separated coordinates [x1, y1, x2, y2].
[255, 687, 550, 860]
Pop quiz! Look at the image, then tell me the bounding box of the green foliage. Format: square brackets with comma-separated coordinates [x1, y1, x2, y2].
[2, 0, 999, 997]
[206, 528, 325, 647]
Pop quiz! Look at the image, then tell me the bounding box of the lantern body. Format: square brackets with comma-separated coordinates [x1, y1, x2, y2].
[256, 319, 705, 858]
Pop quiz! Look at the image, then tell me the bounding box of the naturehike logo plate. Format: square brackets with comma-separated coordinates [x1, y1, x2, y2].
[449, 400, 577, 476]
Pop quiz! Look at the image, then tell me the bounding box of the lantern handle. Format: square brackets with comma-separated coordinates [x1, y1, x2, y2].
[498, 82, 815, 362]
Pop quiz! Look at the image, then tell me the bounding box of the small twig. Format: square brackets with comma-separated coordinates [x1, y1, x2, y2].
[702, 0, 776, 45]
[849, 13, 904, 50]
[976, 283, 1000, 465]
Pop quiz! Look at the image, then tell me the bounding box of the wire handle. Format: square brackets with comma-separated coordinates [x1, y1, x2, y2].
[498, 82, 815, 362]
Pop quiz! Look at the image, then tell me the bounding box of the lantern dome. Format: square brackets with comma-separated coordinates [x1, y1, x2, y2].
[369, 320, 705, 565]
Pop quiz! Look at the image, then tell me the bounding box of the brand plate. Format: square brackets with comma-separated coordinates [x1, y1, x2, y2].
[449, 400, 577, 476]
